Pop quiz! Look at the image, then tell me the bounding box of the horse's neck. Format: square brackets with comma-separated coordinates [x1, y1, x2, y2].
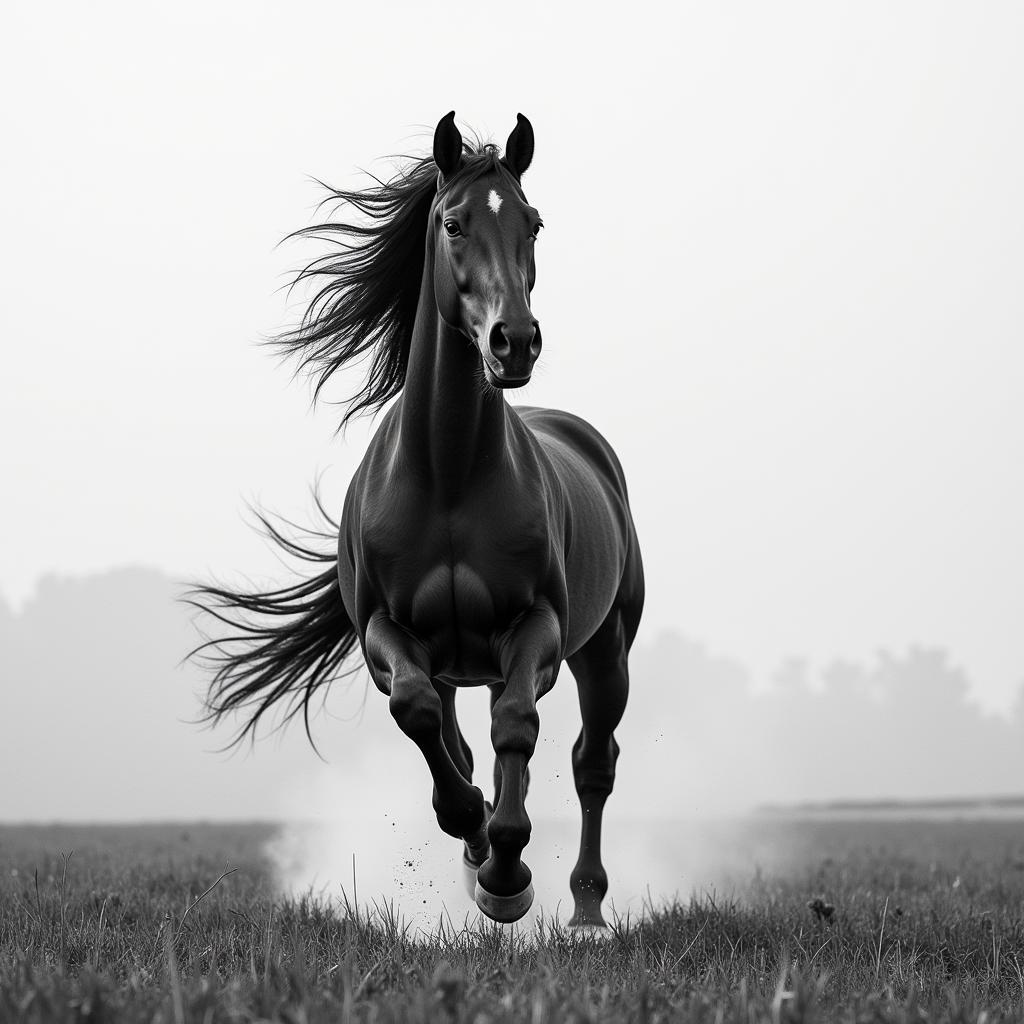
[398, 291, 508, 500]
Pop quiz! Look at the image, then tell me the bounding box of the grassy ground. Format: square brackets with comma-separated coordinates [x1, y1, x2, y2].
[2, 820, 1024, 1022]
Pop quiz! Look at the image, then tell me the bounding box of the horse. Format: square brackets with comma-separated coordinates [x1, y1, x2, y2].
[192, 112, 644, 927]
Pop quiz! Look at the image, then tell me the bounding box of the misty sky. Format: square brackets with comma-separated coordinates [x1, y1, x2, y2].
[2, 3, 1023, 711]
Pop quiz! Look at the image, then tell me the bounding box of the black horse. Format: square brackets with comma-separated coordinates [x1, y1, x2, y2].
[194, 112, 644, 927]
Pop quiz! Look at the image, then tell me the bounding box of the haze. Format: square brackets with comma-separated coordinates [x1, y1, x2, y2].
[2, 0, 1022, 845]
[4, 569, 1024, 924]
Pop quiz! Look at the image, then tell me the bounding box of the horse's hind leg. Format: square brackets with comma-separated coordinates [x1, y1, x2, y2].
[565, 605, 633, 928]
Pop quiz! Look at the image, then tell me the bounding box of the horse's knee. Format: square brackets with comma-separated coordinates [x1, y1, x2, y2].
[432, 784, 485, 840]
[389, 674, 441, 739]
[490, 701, 539, 757]
[572, 734, 619, 797]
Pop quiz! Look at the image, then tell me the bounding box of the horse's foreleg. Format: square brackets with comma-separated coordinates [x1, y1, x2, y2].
[364, 614, 489, 862]
[438, 681, 474, 783]
[488, 683, 530, 808]
[475, 603, 561, 922]
[438, 680, 493, 894]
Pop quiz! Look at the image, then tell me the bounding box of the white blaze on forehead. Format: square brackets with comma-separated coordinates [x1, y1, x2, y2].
[487, 189, 503, 215]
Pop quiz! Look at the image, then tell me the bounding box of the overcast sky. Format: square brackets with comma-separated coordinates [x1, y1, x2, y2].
[2, 2, 1022, 711]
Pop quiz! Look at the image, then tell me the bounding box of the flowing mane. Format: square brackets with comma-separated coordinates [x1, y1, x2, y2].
[279, 136, 522, 424]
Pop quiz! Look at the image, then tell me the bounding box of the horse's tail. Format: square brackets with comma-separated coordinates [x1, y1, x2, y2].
[186, 494, 359, 746]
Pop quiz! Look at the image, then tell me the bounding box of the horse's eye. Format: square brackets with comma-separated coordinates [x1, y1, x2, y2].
[443, 219, 461, 237]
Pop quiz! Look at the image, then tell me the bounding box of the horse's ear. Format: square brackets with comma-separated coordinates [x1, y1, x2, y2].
[503, 113, 534, 179]
[433, 111, 463, 179]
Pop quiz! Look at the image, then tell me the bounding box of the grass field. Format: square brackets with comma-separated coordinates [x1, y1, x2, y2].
[2, 817, 1024, 1022]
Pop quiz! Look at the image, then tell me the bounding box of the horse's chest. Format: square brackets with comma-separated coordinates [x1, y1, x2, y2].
[360, 506, 550, 679]
[408, 560, 501, 637]
[392, 523, 543, 625]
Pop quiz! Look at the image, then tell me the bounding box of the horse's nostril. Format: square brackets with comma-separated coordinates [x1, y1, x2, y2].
[530, 324, 542, 358]
[489, 323, 511, 358]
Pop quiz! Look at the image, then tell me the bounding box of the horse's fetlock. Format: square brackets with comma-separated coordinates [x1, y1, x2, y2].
[488, 813, 531, 853]
[570, 862, 609, 901]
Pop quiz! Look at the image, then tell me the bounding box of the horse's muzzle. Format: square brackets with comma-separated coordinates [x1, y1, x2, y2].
[484, 320, 541, 388]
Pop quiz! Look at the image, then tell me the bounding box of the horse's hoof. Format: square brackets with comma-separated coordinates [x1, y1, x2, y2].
[568, 923, 611, 940]
[474, 880, 534, 923]
[461, 847, 484, 900]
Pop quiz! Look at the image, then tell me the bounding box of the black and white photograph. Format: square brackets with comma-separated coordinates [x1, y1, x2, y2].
[2, 2, 1023, 1020]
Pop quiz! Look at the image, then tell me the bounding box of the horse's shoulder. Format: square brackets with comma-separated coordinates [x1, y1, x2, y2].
[515, 405, 627, 493]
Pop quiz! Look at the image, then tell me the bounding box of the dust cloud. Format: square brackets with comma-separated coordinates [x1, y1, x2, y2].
[264, 810, 803, 935]
[262, 678, 806, 933]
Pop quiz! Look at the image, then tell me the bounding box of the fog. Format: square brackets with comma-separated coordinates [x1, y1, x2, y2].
[3, 569, 1023, 922]
[3, 2, 1023, 713]
[4, 569, 1021, 822]
[2, 1, 1023, 924]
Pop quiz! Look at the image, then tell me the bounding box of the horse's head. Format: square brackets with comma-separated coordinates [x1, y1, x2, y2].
[431, 112, 543, 389]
